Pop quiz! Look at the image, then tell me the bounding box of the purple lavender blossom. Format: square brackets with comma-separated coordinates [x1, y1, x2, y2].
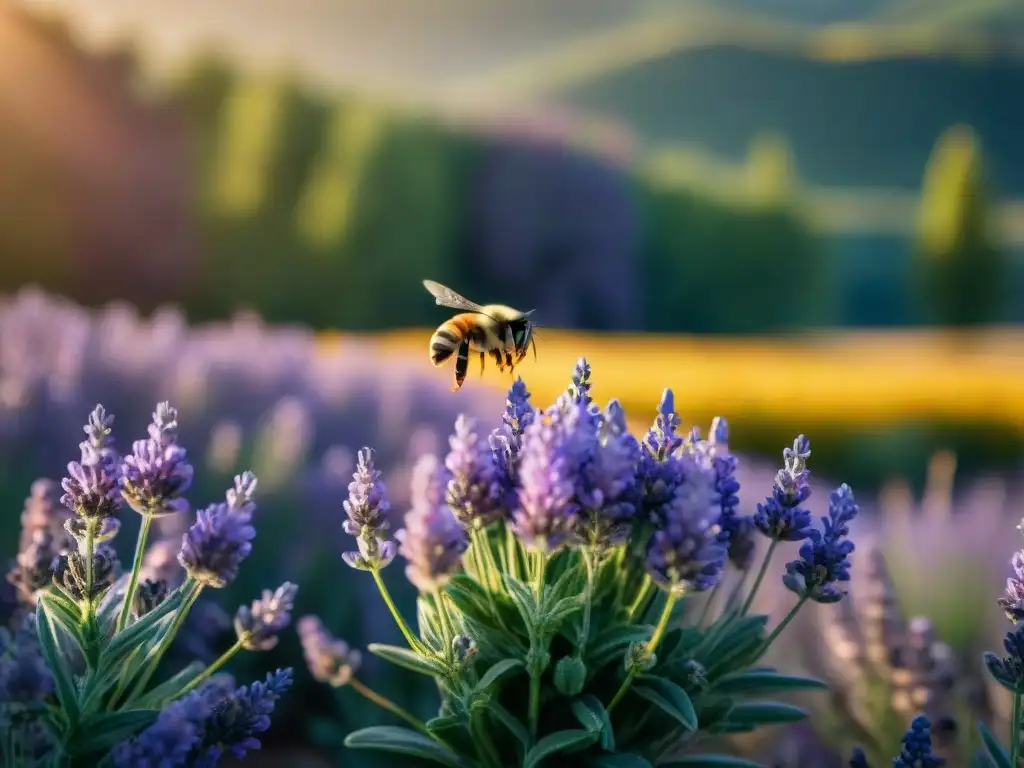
[194, 668, 293, 765]
[0, 614, 54, 706]
[109, 684, 217, 767]
[575, 399, 640, 550]
[234, 582, 299, 651]
[410, 453, 450, 510]
[119, 402, 194, 518]
[848, 746, 869, 768]
[512, 400, 595, 553]
[396, 490, 469, 592]
[6, 530, 59, 605]
[706, 417, 754, 570]
[567, 357, 593, 406]
[489, 377, 535, 512]
[638, 389, 687, 527]
[998, 551, 1024, 623]
[17, 479, 70, 554]
[178, 474, 258, 589]
[782, 483, 859, 604]
[445, 415, 503, 528]
[751, 436, 814, 542]
[60, 406, 123, 523]
[644, 449, 727, 594]
[983, 624, 1024, 693]
[341, 448, 396, 571]
[893, 715, 944, 768]
[297, 615, 362, 686]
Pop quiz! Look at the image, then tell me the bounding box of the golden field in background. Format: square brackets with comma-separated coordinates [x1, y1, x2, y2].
[319, 327, 1024, 432]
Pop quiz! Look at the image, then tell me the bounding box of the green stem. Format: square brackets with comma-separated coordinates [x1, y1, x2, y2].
[608, 591, 680, 714]
[117, 515, 154, 632]
[1011, 693, 1021, 768]
[128, 580, 202, 701]
[473, 525, 502, 592]
[432, 590, 453, 655]
[372, 568, 426, 654]
[83, 520, 96, 619]
[349, 677, 431, 737]
[577, 549, 596, 658]
[759, 595, 809, 653]
[179, 639, 246, 697]
[505, 524, 520, 579]
[740, 539, 778, 615]
[528, 549, 548, 742]
[627, 575, 653, 622]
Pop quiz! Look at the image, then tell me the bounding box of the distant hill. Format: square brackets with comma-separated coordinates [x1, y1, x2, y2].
[552, 45, 1024, 194]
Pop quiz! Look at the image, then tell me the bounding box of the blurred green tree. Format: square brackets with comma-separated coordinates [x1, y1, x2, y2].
[913, 124, 1006, 326]
[746, 131, 797, 207]
[640, 171, 834, 334]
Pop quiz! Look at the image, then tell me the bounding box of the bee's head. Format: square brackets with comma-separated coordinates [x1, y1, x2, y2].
[510, 315, 537, 362]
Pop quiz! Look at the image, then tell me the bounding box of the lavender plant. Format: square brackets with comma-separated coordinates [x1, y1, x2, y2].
[0, 403, 295, 767]
[301, 358, 864, 766]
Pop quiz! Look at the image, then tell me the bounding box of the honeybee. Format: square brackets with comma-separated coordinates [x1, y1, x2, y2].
[423, 279, 537, 391]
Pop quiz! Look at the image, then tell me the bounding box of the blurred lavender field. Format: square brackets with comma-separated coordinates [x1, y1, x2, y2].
[0, 286, 512, 758]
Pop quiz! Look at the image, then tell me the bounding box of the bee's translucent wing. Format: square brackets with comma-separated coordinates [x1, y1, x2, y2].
[422, 280, 485, 312]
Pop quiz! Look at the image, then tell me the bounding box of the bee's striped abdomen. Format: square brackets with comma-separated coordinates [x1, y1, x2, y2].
[429, 314, 473, 366]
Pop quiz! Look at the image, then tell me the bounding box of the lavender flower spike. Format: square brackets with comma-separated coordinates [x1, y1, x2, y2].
[998, 551, 1024, 623]
[568, 357, 593, 406]
[512, 401, 591, 553]
[489, 377, 535, 512]
[396, 496, 468, 593]
[644, 451, 726, 594]
[179, 475, 258, 589]
[297, 615, 362, 687]
[119, 402, 194, 518]
[195, 668, 293, 764]
[235, 582, 299, 651]
[892, 714, 945, 768]
[782, 483, 859, 604]
[751, 435, 814, 542]
[446, 415, 503, 529]
[342, 448, 396, 571]
[60, 405, 122, 523]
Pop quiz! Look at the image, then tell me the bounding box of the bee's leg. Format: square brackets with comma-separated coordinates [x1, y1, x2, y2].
[479, 353, 486, 376]
[453, 339, 470, 391]
[492, 349, 504, 372]
[502, 326, 515, 372]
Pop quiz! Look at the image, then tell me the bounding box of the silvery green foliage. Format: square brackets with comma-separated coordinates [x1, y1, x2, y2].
[305, 360, 864, 768]
[1, 403, 294, 767]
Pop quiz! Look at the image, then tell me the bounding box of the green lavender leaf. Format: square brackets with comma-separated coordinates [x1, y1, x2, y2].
[417, 597, 445, 651]
[445, 580, 494, 628]
[633, 683, 698, 732]
[367, 644, 449, 678]
[572, 695, 615, 751]
[99, 588, 183, 674]
[524, 728, 601, 768]
[977, 720, 1012, 768]
[131, 662, 205, 710]
[65, 709, 158, 755]
[36, 601, 80, 728]
[723, 701, 808, 727]
[636, 675, 698, 731]
[542, 594, 585, 631]
[474, 658, 524, 694]
[710, 670, 827, 695]
[489, 700, 530, 749]
[503, 573, 540, 632]
[40, 591, 86, 646]
[344, 726, 469, 767]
